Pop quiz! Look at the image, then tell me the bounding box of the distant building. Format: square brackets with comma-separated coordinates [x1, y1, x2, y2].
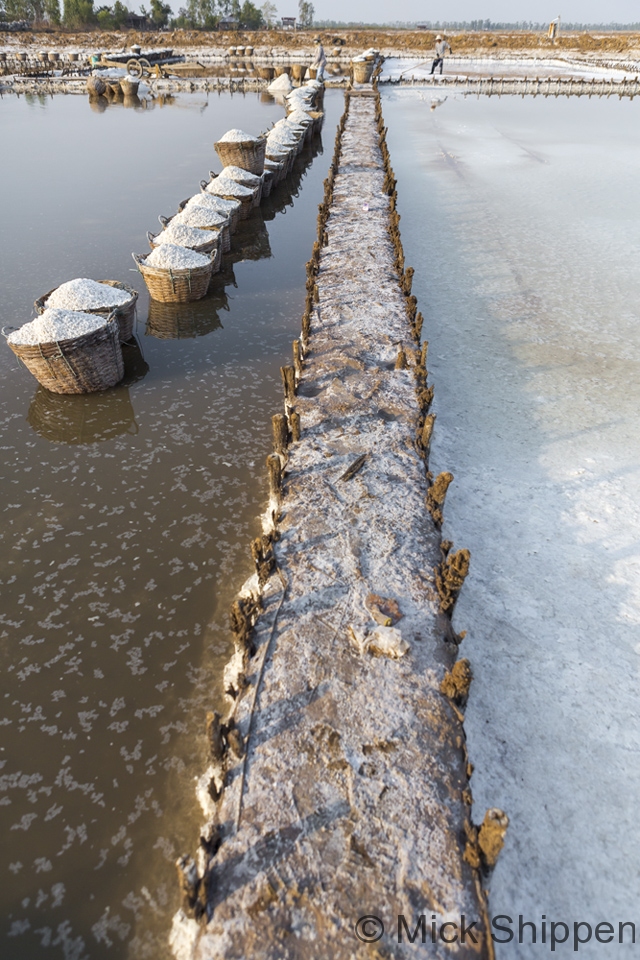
[125, 13, 148, 29]
[416, 23, 428, 30]
[281, 17, 296, 29]
[219, 15, 240, 30]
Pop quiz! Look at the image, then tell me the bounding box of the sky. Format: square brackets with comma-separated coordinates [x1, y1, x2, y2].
[272, 1, 639, 23]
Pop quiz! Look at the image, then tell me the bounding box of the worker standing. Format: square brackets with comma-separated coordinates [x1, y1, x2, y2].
[430, 34, 452, 75]
[312, 36, 327, 80]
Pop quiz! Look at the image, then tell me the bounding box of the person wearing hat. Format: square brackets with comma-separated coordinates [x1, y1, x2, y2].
[312, 36, 327, 80]
[430, 34, 452, 74]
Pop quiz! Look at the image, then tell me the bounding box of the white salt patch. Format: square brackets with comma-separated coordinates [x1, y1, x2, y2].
[170, 207, 226, 229]
[144, 244, 210, 269]
[204, 177, 253, 198]
[8, 308, 107, 346]
[157, 223, 216, 248]
[47, 278, 130, 311]
[185, 194, 240, 218]
[219, 165, 261, 186]
[218, 128, 258, 143]
[268, 73, 292, 93]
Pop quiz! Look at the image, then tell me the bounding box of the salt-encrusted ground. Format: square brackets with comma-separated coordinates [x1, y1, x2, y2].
[171, 94, 493, 959]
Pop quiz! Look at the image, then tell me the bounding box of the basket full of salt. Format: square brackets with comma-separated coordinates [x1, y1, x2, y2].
[35, 278, 138, 341]
[5, 309, 124, 395]
[133, 244, 214, 303]
[214, 129, 266, 177]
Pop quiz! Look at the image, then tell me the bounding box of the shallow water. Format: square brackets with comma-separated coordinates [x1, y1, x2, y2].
[0, 89, 341, 959]
[384, 90, 640, 955]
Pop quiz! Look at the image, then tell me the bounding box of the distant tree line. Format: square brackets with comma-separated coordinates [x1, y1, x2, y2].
[0, 0, 269, 28]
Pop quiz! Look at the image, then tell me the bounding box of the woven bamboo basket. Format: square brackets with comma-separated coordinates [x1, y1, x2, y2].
[200, 179, 254, 221]
[214, 135, 266, 177]
[203, 171, 261, 208]
[6, 312, 124, 395]
[133, 252, 214, 303]
[120, 77, 139, 96]
[257, 65, 275, 80]
[264, 151, 290, 182]
[146, 299, 224, 341]
[308, 66, 317, 79]
[291, 63, 304, 80]
[162, 211, 230, 253]
[148, 228, 220, 259]
[87, 75, 106, 97]
[178, 195, 241, 234]
[261, 169, 275, 198]
[35, 280, 138, 342]
[352, 59, 374, 84]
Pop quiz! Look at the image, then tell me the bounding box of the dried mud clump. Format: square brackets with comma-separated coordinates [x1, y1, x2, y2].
[435, 541, 471, 613]
[440, 657, 473, 707]
[426, 470, 454, 527]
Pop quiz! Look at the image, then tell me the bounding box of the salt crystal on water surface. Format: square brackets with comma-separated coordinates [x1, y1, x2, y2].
[7, 308, 107, 345]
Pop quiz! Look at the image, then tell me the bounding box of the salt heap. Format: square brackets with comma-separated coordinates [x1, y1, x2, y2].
[47, 278, 130, 311]
[144, 244, 210, 270]
[7, 308, 108, 346]
[169, 206, 227, 229]
[156, 223, 216, 248]
[218, 128, 259, 142]
[268, 73, 293, 94]
[204, 177, 254, 199]
[219, 165, 262, 187]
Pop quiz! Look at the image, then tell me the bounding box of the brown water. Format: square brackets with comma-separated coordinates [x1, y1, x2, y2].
[0, 89, 341, 959]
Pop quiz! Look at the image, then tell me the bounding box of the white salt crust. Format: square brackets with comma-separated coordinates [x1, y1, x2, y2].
[47, 278, 130, 311]
[144, 244, 210, 269]
[157, 223, 217, 248]
[218, 128, 259, 143]
[8, 308, 108, 345]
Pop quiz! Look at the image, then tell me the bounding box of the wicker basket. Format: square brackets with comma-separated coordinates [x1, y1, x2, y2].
[200, 179, 254, 221]
[35, 280, 138, 342]
[27, 382, 138, 444]
[120, 77, 139, 96]
[352, 59, 374, 84]
[133, 252, 214, 303]
[291, 64, 304, 80]
[87, 75, 106, 97]
[146, 299, 224, 340]
[214, 135, 266, 177]
[161, 211, 230, 253]
[148, 228, 220, 259]
[6, 313, 124, 395]
[178, 195, 241, 234]
[261, 169, 275, 198]
[202, 172, 261, 209]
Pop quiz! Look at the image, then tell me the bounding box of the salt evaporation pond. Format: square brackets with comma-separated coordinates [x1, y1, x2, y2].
[0, 89, 341, 959]
[385, 89, 640, 956]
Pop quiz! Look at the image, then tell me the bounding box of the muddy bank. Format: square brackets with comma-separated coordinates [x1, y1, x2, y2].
[3, 28, 640, 61]
[169, 87, 505, 959]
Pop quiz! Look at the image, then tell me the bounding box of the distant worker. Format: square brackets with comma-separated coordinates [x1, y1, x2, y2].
[430, 34, 452, 75]
[312, 36, 327, 80]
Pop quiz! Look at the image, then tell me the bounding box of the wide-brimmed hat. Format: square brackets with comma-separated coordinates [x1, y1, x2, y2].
[313, 36, 321, 42]
[436, 34, 442, 40]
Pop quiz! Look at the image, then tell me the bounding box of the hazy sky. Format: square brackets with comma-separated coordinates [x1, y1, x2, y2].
[280, 1, 639, 22]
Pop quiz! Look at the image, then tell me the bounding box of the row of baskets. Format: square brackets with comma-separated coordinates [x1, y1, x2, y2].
[4, 79, 325, 395]
[133, 80, 325, 305]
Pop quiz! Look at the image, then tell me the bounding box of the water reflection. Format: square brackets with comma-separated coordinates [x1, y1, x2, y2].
[26, 340, 148, 444]
[0, 89, 340, 960]
[146, 295, 226, 340]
